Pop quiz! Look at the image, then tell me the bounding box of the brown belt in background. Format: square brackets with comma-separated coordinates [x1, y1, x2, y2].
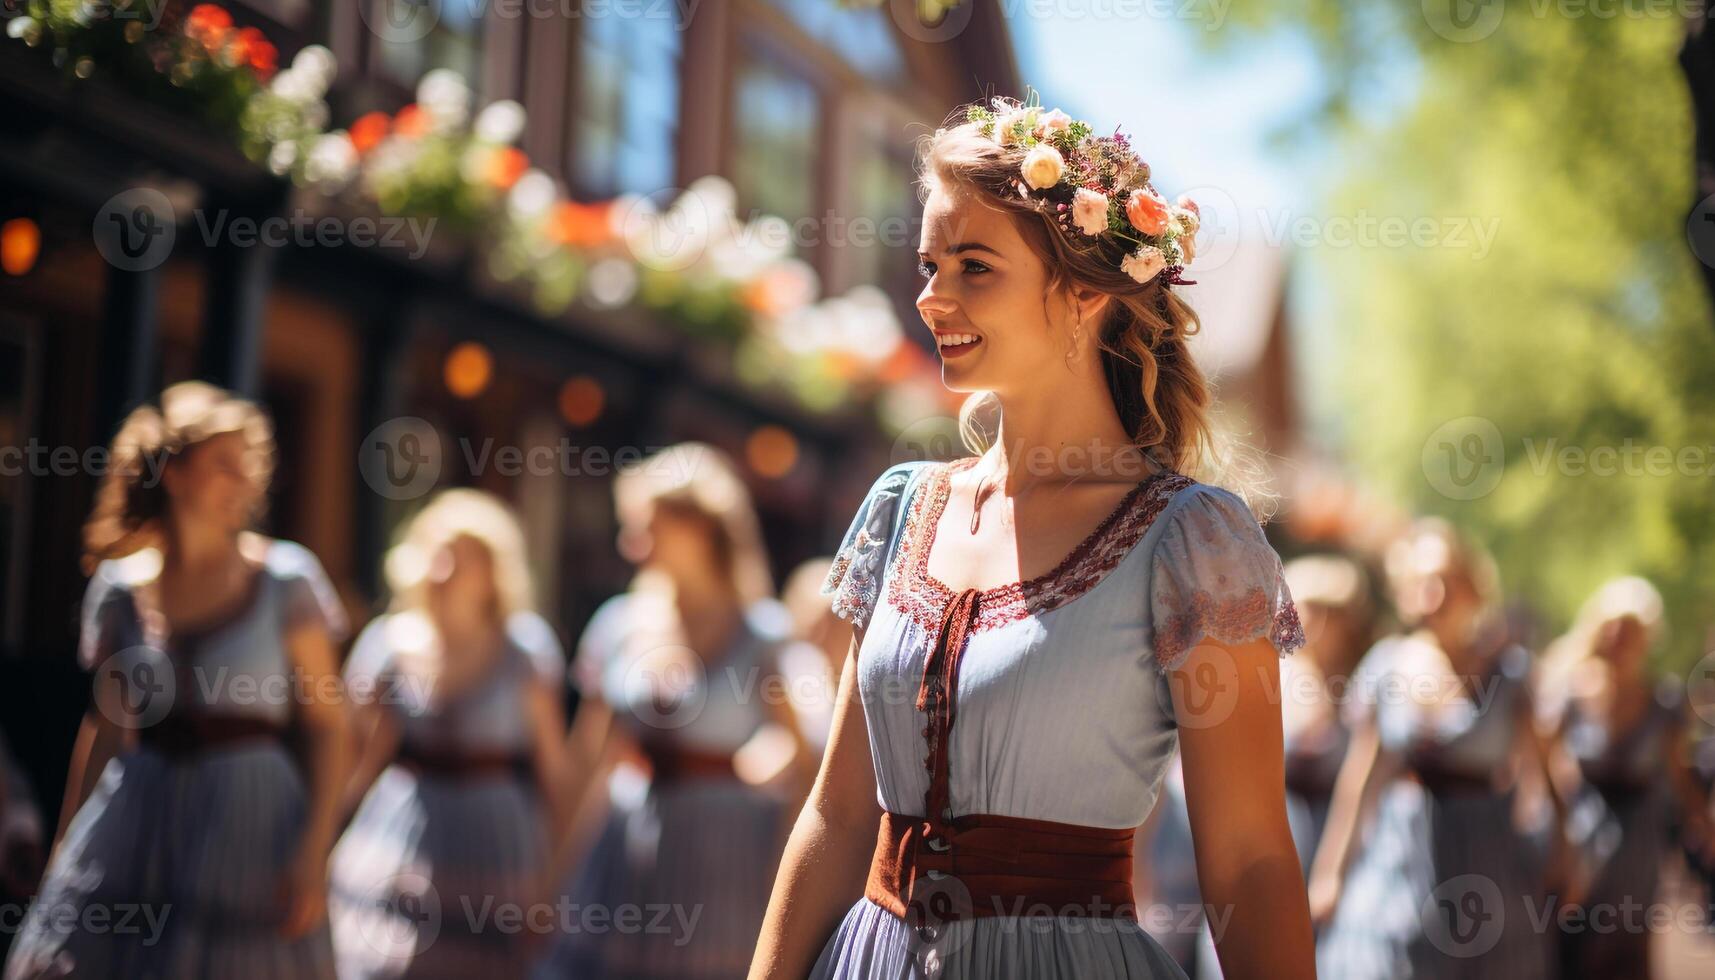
[138, 713, 287, 758]
[396, 743, 532, 780]
[638, 740, 738, 784]
[1406, 761, 1497, 797]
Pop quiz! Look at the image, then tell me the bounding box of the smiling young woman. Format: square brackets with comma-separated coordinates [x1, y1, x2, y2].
[747, 97, 1316, 980]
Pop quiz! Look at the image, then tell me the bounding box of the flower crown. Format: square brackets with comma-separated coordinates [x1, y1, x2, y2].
[965, 97, 1200, 287]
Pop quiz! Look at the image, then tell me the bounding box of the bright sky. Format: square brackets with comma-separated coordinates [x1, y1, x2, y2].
[1010, 11, 1328, 217]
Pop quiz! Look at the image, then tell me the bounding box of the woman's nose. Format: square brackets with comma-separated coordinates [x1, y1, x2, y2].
[916, 282, 957, 321]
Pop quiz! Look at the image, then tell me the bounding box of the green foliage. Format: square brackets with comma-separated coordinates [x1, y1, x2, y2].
[1213, 7, 1715, 668]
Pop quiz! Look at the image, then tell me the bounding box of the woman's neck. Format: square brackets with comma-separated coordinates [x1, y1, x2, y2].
[162, 517, 242, 573]
[988, 380, 1147, 494]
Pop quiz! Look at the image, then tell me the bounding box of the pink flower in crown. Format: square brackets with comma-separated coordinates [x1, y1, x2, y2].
[1036, 108, 1072, 136]
[1071, 188, 1109, 236]
[1122, 245, 1166, 284]
[1125, 187, 1170, 236]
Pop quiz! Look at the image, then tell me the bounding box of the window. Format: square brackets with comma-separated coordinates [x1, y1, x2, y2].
[765, 0, 905, 84]
[372, 0, 485, 88]
[730, 45, 821, 224]
[568, 13, 683, 200]
[846, 112, 919, 319]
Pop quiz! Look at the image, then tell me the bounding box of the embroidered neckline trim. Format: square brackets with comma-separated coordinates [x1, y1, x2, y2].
[886, 458, 1193, 634]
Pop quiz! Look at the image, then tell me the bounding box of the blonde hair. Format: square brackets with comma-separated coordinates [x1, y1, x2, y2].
[383, 488, 537, 622]
[82, 381, 275, 573]
[1539, 575, 1664, 697]
[613, 442, 773, 606]
[1382, 517, 1501, 627]
[919, 109, 1242, 494]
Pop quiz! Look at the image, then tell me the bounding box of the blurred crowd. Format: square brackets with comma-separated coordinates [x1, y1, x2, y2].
[1, 380, 1714, 979]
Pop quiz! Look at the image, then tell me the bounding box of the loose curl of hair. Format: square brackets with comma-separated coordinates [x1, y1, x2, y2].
[918, 108, 1271, 511]
[81, 381, 275, 574]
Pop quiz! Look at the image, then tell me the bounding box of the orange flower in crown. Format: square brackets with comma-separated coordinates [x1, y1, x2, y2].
[966, 96, 1202, 286]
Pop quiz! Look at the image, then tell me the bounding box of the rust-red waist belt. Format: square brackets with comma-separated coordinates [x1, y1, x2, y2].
[865, 587, 1140, 927]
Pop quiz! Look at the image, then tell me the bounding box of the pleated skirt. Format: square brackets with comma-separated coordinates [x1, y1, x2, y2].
[2, 743, 336, 980]
[808, 896, 1190, 979]
[328, 764, 548, 979]
[530, 774, 784, 980]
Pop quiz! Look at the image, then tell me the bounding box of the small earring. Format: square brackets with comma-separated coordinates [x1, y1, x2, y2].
[1067, 322, 1083, 363]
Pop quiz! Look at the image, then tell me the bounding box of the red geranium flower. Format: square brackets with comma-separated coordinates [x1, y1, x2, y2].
[349, 112, 391, 155]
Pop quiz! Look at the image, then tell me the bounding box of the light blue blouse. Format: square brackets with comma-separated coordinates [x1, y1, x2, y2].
[823, 459, 1305, 830]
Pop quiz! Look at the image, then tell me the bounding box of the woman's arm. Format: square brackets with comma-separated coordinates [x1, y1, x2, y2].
[279, 620, 352, 937]
[526, 677, 575, 847]
[1304, 713, 1388, 928]
[1172, 635, 1315, 980]
[53, 689, 133, 848]
[748, 633, 882, 980]
[337, 700, 400, 824]
[545, 692, 618, 888]
[1664, 711, 1715, 865]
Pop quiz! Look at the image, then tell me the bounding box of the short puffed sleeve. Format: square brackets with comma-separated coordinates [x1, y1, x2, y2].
[341, 616, 397, 707]
[1147, 485, 1306, 673]
[269, 540, 351, 644]
[77, 558, 146, 672]
[571, 594, 633, 699]
[506, 610, 568, 686]
[821, 462, 923, 630]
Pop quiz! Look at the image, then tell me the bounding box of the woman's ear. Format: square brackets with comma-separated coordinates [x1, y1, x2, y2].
[1069, 283, 1113, 330]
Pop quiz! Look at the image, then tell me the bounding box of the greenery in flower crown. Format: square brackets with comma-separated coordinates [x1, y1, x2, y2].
[962, 94, 1202, 287]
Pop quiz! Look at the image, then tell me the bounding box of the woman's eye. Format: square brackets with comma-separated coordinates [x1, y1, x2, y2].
[916, 261, 935, 279]
[962, 259, 990, 274]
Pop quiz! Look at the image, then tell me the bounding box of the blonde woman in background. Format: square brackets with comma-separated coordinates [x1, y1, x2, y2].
[777, 556, 845, 760]
[1534, 575, 1715, 980]
[328, 489, 572, 979]
[1309, 519, 1563, 979]
[4, 382, 350, 979]
[534, 443, 812, 980]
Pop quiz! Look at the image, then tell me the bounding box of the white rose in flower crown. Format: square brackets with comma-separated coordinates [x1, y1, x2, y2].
[1071, 188, 1109, 236]
[1122, 245, 1166, 284]
[1020, 145, 1065, 190]
[996, 107, 1038, 145]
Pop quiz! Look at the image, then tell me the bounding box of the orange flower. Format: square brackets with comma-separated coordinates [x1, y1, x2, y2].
[348, 112, 391, 155]
[484, 146, 529, 190]
[186, 4, 233, 49]
[1125, 187, 1170, 236]
[393, 104, 430, 139]
[548, 201, 611, 248]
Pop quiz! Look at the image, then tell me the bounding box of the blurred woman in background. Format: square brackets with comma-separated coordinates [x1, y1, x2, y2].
[4, 381, 350, 979]
[328, 489, 571, 979]
[533, 443, 811, 980]
[1535, 575, 1715, 980]
[1279, 553, 1377, 868]
[1309, 518, 1564, 979]
[776, 556, 844, 761]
